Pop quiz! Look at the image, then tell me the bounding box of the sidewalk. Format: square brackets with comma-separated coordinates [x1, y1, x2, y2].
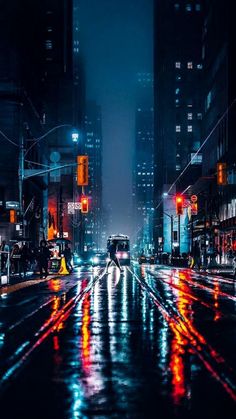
[0, 272, 58, 296]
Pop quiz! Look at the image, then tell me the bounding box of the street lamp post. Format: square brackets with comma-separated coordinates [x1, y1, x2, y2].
[18, 124, 78, 238]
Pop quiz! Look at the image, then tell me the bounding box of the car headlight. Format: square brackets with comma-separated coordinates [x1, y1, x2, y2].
[93, 257, 99, 264]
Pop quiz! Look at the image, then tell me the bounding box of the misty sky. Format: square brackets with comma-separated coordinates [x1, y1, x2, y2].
[79, 0, 153, 234]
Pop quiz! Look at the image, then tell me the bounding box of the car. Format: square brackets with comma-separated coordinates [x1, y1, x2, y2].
[91, 253, 108, 267]
[148, 254, 156, 264]
[138, 255, 147, 264]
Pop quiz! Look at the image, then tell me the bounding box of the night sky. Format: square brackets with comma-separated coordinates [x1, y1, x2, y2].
[79, 0, 153, 235]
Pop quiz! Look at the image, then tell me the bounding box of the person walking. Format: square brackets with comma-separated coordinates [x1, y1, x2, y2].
[0, 240, 9, 273]
[20, 243, 30, 279]
[106, 240, 123, 273]
[37, 240, 51, 279]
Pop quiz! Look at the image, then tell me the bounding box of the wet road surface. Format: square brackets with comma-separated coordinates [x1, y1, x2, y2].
[0, 264, 236, 418]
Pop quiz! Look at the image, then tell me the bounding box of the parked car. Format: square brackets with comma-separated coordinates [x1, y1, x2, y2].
[148, 254, 156, 264]
[138, 254, 147, 264]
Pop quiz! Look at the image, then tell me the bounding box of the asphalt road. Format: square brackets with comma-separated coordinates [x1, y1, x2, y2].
[0, 264, 235, 418]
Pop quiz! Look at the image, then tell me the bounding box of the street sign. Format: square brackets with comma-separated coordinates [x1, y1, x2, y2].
[190, 195, 198, 203]
[67, 202, 82, 214]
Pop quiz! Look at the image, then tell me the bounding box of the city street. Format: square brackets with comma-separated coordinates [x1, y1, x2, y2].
[0, 264, 235, 418]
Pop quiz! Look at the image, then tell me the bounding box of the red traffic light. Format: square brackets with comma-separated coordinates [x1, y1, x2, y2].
[175, 195, 183, 215]
[81, 196, 89, 213]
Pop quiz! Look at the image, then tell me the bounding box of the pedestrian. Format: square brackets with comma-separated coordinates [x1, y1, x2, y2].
[0, 240, 9, 273]
[20, 243, 30, 278]
[106, 240, 123, 273]
[64, 243, 73, 272]
[37, 240, 51, 279]
[10, 243, 21, 275]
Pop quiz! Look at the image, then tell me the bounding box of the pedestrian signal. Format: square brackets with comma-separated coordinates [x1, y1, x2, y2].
[77, 156, 88, 186]
[81, 196, 89, 213]
[217, 162, 227, 185]
[175, 195, 183, 215]
[10, 209, 17, 223]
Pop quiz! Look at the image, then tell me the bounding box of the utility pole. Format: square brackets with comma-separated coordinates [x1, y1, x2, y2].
[178, 214, 181, 256]
[18, 133, 25, 235]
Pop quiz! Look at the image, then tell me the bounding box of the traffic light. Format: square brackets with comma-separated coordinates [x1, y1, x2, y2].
[217, 162, 227, 185]
[175, 195, 183, 215]
[81, 196, 89, 213]
[10, 209, 17, 223]
[77, 156, 89, 186]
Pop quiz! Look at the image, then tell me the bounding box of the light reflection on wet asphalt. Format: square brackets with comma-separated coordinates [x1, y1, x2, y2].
[0, 264, 236, 418]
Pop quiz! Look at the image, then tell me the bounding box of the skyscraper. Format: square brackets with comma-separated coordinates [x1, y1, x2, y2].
[154, 1, 204, 252]
[83, 101, 103, 251]
[133, 73, 154, 253]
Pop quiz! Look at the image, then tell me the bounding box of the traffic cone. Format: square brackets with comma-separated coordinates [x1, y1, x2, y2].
[58, 256, 69, 275]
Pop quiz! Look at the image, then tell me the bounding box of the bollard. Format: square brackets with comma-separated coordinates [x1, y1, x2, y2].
[58, 255, 69, 275]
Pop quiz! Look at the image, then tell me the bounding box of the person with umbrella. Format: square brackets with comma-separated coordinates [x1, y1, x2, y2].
[37, 240, 51, 279]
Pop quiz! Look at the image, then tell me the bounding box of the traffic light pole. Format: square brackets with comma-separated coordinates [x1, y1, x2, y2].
[178, 214, 181, 256]
[19, 134, 25, 235]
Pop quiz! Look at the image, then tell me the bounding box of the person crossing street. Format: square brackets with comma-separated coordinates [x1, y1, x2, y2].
[106, 240, 124, 274]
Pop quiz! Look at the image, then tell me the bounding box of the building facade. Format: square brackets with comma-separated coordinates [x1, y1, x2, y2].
[83, 101, 103, 252]
[154, 0, 204, 254]
[133, 73, 154, 254]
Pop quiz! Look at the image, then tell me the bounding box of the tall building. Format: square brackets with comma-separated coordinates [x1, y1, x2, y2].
[190, 0, 236, 264]
[154, 1, 204, 253]
[0, 1, 84, 246]
[83, 101, 103, 251]
[133, 73, 154, 254]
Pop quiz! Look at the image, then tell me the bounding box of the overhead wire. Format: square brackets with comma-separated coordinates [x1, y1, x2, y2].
[155, 97, 236, 211]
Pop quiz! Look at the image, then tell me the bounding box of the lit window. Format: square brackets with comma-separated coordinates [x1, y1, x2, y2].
[175, 99, 179, 104]
[197, 64, 203, 69]
[187, 113, 193, 120]
[175, 62, 181, 69]
[187, 103, 193, 108]
[186, 4, 192, 12]
[197, 113, 202, 120]
[187, 62, 193, 69]
[206, 91, 212, 110]
[175, 88, 180, 95]
[176, 125, 181, 132]
[176, 75, 181, 81]
[176, 165, 181, 171]
[45, 40, 53, 50]
[196, 4, 201, 11]
[187, 125, 193, 132]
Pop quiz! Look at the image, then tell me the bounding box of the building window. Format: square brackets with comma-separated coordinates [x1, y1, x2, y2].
[206, 91, 212, 110]
[175, 62, 181, 69]
[176, 164, 181, 171]
[187, 125, 193, 132]
[176, 125, 181, 132]
[45, 40, 53, 50]
[197, 113, 202, 120]
[186, 4, 192, 12]
[187, 62, 193, 69]
[175, 88, 180, 95]
[197, 63, 203, 69]
[196, 4, 201, 11]
[176, 75, 181, 81]
[187, 113, 193, 120]
[174, 4, 180, 10]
